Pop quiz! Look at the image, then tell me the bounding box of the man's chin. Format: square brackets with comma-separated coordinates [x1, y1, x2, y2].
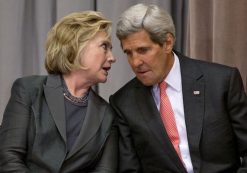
[137, 77, 154, 86]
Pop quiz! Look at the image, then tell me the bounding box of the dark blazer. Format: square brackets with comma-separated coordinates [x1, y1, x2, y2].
[0, 75, 117, 173]
[110, 52, 247, 173]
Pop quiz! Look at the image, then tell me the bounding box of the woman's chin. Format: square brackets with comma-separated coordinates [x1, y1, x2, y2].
[98, 77, 107, 84]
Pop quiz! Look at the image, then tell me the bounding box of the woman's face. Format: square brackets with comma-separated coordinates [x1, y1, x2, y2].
[79, 31, 116, 84]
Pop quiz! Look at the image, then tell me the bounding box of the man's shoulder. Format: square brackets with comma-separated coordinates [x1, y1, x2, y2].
[176, 51, 236, 74]
[175, 51, 234, 70]
[192, 58, 236, 76]
[111, 77, 140, 98]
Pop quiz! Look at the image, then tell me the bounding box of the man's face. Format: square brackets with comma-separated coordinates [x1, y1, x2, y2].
[121, 29, 174, 86]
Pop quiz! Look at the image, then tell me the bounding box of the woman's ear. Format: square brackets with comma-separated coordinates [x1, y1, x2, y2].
[163, 33, 175, 53]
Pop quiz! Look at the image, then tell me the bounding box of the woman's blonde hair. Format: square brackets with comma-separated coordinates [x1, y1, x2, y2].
[45, 11, 111, 74]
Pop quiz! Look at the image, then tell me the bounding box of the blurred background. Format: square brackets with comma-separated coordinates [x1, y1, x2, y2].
[0, 0, 247, 123]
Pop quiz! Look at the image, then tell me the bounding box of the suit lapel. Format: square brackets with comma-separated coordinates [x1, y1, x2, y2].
[135, 82, 186, 172]
[179, 54, 205, 171]
[43, 76, 107, 159]
[67, 89, 106, 158]
[44, 75, 67, 143]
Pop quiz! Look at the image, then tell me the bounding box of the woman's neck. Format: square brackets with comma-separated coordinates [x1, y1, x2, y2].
[62, 73, 91, 97]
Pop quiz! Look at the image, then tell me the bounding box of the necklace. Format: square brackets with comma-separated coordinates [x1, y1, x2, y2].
[61, 77, 89, 106]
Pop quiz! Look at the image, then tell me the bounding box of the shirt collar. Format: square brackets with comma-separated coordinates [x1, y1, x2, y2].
[165, 52, 182, 92]
[153, 52, 182, 92]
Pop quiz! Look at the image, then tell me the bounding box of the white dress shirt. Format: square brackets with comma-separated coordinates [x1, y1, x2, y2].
[151, 52, 194, 173]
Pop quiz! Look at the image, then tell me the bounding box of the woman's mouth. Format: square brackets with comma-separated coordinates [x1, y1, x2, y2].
[102, 67, 111, 75]
[103, 67, 111, 72]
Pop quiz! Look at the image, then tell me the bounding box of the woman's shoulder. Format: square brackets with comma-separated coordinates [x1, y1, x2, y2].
[12, 75, 48, 93]
[15, 75, 47, 84]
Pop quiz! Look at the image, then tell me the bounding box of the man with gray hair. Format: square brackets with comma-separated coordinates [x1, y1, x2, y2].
[110, 3, 247, 173]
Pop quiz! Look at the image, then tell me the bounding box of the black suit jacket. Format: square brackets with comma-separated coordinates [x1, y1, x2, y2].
[0, 75, 117, 173]
[110, 52, 247, 173]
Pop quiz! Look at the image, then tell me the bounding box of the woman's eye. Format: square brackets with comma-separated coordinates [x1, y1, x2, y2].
[101, 42, 112, 51]
[102, 43, 107, 50]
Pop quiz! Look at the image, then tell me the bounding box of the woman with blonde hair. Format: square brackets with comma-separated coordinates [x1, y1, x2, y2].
[0, 11, 117, 172]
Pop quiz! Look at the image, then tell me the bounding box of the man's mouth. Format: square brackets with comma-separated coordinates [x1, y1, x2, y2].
[136, 69, 149, 74]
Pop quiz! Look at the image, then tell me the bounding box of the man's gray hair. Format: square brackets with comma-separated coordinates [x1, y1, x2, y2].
[116, 3, 175, 46]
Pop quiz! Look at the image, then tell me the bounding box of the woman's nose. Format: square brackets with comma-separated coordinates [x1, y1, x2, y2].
[107, 51, 116, 63]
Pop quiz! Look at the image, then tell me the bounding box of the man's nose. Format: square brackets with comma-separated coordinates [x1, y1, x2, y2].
[131, 54, 143, 67]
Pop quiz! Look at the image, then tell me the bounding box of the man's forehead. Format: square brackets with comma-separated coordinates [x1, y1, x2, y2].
[122, 42, 150, 50]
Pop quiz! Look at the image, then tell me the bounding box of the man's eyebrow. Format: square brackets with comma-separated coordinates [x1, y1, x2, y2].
[123, 48, 130, 53]
[136, 47, 149, 50]
[123, 46, 149, 52]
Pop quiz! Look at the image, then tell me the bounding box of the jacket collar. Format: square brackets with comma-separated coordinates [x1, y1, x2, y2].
[43, 74, 108, 158]
[44, 75, 66, 142]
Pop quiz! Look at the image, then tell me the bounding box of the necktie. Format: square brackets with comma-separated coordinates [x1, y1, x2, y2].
[159, 81, 182, 158]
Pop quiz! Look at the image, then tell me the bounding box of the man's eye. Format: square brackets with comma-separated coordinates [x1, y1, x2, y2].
[137, 48, 149, 54]
[124, 50, 132, 56]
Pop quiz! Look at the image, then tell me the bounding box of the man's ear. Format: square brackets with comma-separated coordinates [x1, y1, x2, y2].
[163, 33, 175, 53]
